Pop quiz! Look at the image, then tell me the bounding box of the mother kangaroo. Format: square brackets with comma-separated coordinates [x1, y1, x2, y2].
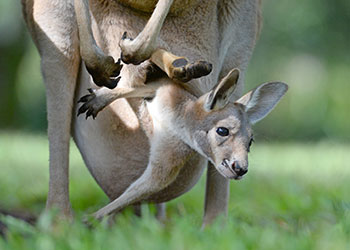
[22, 0, 266, 226]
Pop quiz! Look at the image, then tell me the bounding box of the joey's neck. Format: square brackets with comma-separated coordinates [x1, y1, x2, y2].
[148, 82, 206, 150]
[164, 91, 204, 150]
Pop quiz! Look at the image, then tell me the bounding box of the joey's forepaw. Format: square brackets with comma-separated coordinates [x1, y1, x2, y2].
[85, 57, 123, 89]
[77, 88, 105, 120]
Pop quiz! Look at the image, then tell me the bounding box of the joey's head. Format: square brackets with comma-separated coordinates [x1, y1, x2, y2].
[190, 68, 288, 180]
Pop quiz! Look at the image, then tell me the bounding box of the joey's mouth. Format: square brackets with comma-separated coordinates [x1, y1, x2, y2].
[217, 160, 243, 180]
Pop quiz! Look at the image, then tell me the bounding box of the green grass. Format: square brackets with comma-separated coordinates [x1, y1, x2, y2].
[0, 132, 350, 249]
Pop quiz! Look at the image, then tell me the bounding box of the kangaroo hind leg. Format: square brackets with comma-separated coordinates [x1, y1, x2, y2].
[23, 0, 80, 218]
[93, 135, 192, 220]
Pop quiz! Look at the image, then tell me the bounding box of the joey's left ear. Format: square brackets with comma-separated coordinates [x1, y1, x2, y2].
[203, 68, 240, 111]
[235, 82, 288, 124]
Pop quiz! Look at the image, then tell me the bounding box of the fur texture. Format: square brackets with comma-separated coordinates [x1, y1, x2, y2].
[22, 0, 268, 225]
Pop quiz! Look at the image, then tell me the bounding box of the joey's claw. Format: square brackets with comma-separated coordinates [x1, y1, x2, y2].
[78, 95, 88, 103]
[78, 94, 92, 103]
[77, 106, 85, 117]
[85, 109, 93, 120]
[121, 31, 133, 41]
[122, 31, 127, 40]
[78, 88, 96, 106]
[77, 109, 83, 117]
[77, 89, 107, 119]
[77, 103, 88, 117]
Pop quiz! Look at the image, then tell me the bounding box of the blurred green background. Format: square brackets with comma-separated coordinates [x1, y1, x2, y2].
[0, 1, 350, 248]
[1, 0, 349, 141]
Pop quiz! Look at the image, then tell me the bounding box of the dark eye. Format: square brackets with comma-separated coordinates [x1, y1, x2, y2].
[216, 127, 229, 136]
[248, 137, 254, 152]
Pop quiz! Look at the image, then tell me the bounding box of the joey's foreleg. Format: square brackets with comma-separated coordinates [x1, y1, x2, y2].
[74, 0, 122, 89]
[94, 167, 161, 219]
[119, 0, 174, 64]
[77, 80, 162, 119]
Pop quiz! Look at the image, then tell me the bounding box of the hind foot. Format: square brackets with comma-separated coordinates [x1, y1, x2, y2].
[171, 59, 212, 82]
[150, 49, 213, 83]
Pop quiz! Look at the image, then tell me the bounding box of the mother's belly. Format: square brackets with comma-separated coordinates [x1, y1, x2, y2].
[73, 97, 150, 199]
[115, 0, 202, 15]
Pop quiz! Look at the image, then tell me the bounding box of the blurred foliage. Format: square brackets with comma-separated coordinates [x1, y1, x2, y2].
[0, 0, 349, 141]
[246, 0, 350, 141]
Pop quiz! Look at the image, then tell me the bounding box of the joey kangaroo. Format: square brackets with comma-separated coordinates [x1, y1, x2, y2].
[78, 65, 288, 220]
[22, 0, 286, 226]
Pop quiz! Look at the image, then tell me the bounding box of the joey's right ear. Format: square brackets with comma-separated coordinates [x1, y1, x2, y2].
[203, 68, 240, 112]
[235, 82, 288, 124]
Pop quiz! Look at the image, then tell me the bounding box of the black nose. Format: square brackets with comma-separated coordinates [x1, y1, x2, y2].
[232, 162, 248, 176]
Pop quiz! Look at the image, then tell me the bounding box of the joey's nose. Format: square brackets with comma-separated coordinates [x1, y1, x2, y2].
[231, 162, 248, 176]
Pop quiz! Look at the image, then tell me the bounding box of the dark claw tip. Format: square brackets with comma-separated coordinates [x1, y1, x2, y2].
[78, 94, 90, 103]
[122, 31, 128, 40]
[105, 76, 121, 89]
[86, 109, 94, 119]
[111, 64, 123, 77]
[77, 108, 84, 117]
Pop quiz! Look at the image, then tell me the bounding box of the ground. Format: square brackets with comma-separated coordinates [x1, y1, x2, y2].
[0, 132, 349, 249]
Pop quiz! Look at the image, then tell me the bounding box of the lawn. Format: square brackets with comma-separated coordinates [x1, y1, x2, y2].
[0, 132, 349, 249]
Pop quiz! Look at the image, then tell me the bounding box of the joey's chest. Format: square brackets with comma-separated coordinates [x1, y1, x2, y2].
[143, 82, 187, 133]
[145, 97, 171, 133]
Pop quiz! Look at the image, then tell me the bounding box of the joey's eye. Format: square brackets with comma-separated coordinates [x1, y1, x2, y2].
[216, 127, 229, 136]
[248, 137, 254, 152]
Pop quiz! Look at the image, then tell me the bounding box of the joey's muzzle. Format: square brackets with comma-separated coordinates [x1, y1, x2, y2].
[231, 161, 248, 177]
[217, 159, 248, 180]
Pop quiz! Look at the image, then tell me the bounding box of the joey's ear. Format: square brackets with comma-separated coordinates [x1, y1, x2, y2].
[203, 68, 240, 111]
[236, 82, 288, 124]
